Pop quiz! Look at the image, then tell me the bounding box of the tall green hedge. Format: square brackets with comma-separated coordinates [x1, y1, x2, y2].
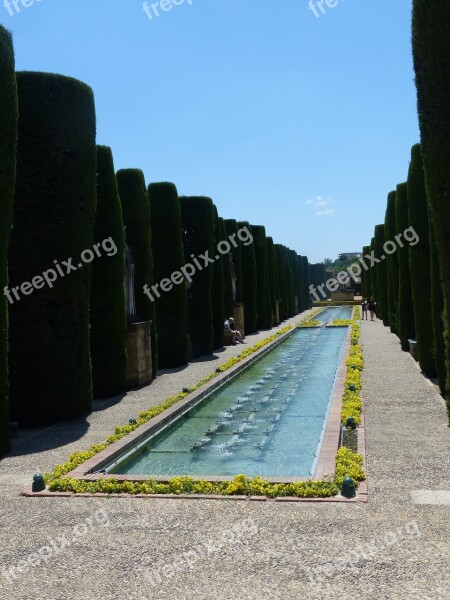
[251, 225, 270, 330]
[220, 218, 234, 318]
[275, 244, 287, 321]
[429, 215, 446, 394]
[362, 246, 372, 300]
[180, 196, 214, 357]
[407, 144, 436, 377]
[148, 183, 188, 368]
[9, 72, 96, 426]
[301, 256, 311, 309]
[91, 147, 127, 398]
[211, 206, 225, 350]
[385, 191, 399, 333]
[285, 248, 295, 317]
[395, 183, 415, 351]
[374, 224, 389, 326]
[224, 219, 243, 304]
[239, 221, 258, 333]
[117, 169, 158, 378]
[413, 0, 450, 408]
[369, 237, 378, 303]
[267, 237, 278, 323]
[0, 27, 17, 453]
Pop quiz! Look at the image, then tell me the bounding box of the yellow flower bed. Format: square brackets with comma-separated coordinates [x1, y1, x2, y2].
[341, 308, 364, 426]
[297, 307, 324, 327]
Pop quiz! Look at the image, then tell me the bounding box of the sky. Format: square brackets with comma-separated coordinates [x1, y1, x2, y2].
[1, 0, 419, 263]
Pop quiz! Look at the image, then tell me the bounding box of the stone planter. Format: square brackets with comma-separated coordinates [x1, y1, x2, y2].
[125, 321, 152, 388]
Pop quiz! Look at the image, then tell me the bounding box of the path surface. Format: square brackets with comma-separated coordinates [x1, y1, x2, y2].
[0, 316, 449, 600]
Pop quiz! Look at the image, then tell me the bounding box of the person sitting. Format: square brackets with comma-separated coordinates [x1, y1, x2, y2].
[224, 317, 245, 345]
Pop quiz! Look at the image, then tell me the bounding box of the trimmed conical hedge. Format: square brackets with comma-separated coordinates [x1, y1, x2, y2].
[117, 169, 158, 378]
[267, 237, 278, 324]
[251, 225, 270, 330]
[211, 206, 225, 350]
[362, 246, 371, 300]
[90, 146, 127, 398]
[0, 27, 17, 453]
[239, 221, 258, 333]
[9, 72, 96, 426]
[385, 191, 399, 333]
[369, 237, 378, 302]
[429, 215, 446, 394]
[148, 183, 188, 368]
[413, 0, 450, 408]
[407, 144, 436, 377]
[180, 196, 215, 358]
[275, 244, 287, 321]
[224, 219, 243, 304]
[220, 218, 234, 318]
[301, 256, 311, 309]
[395, 183, 415, 351]
[374, 224, 389, 326]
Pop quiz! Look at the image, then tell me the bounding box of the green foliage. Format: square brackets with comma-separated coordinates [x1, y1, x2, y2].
[251, 225, 270, 330]
[238, 221, 258, 333]
[407, 144, 436, 377]
[384, 192, 398, 333]
[275, 244, 287, 321]
[0, 27, 17, 453]
[117, 169, 158, 377]
[180, 196, 215, 358]
[224, 219, 242, 304]
[91, 146, 127, 397]
[429, 214, 446, 394]
[211, 206, 225, 350]
[395, 183, 415, 351]
[266, 237, 278, 324]
[220, 218, 234, 318]
[361, 246, 371, 300]
[374, 224, 389, 326]
[148, 183, 188, 368]
[413, 0, 450, 411]
[9, 72, 96, 425]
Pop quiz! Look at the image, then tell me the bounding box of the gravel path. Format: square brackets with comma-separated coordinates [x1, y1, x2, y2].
[0, 315, 449, 600]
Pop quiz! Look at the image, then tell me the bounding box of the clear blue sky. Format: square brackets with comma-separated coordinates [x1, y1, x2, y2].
[1, 0, 419, 263]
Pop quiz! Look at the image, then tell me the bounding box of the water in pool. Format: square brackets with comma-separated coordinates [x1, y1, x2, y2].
[315, 306, 353, 323]
[112, 327, 348, 478]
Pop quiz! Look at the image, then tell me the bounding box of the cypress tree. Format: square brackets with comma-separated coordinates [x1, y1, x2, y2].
[211, 206, 225, 349]
[301, 256, 311, 309]
[251, 225, 270, 330]
[374, 224, 389, 326]
[429, 215, 446, 394]
[148, 183, 188, 368]
[396, 183, 415, 351]
[275, 244, 287, 321]
[224, 219, 242, 304]
[9, 73, 96, 425]
[180, 196, 215, 357]
[385, 192, 399, 333]
[407, 144, 436, 376]
[239, 221, 258, 333]
[289, 250, 299, 314]
[267, 237, 278, 323]
[412, 0, 450, 407]
[0, 27, 17, 453]
[117, 169, 158, 378]
[220, 218, 234, 319]
[285, 248, 295, 317]
[91, 146, 127, 398]
[369, 237, 378, 303]
[362, 246, 372, 300]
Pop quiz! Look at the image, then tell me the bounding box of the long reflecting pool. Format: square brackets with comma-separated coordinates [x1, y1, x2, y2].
[111, 326, 348, 479]
[315, 305, 353, 323]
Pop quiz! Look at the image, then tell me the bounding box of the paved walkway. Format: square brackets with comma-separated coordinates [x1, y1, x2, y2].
[0, 316, 449, 600]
